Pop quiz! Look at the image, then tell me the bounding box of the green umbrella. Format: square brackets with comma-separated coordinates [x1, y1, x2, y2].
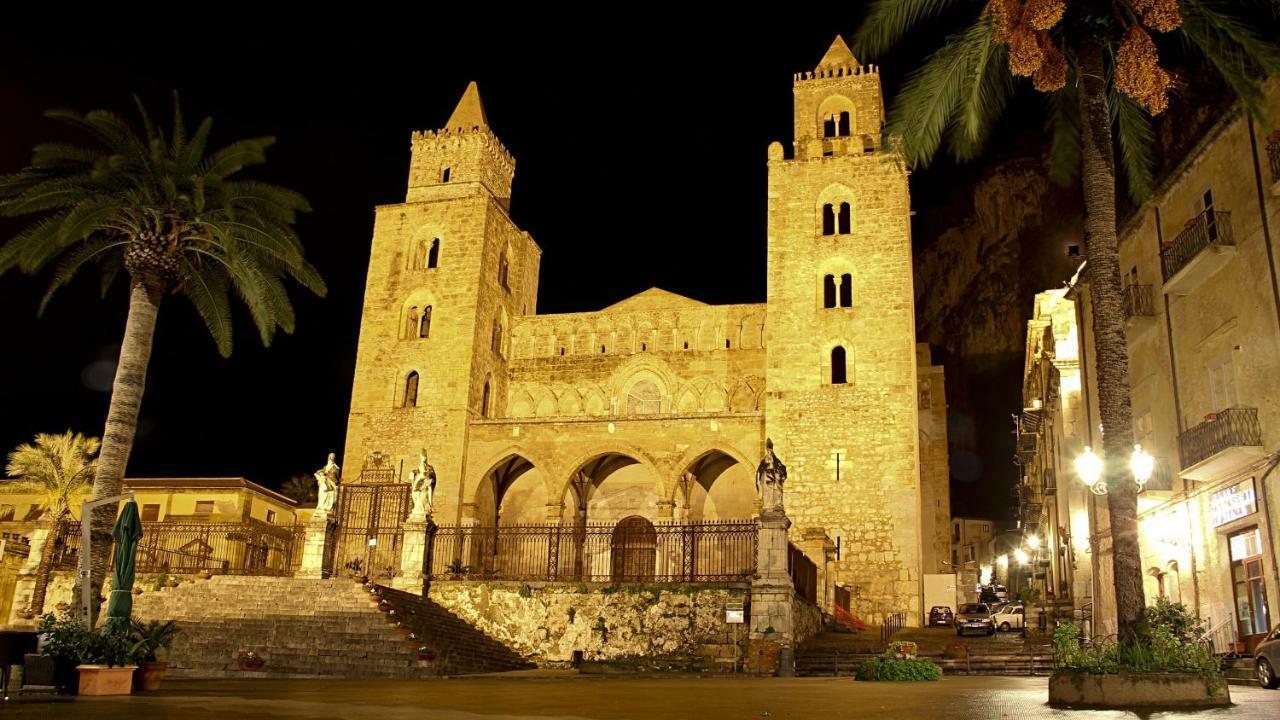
[104, 499, 143, 634]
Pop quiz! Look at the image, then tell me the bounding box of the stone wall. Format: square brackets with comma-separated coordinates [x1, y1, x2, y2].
[792, 596, 822, 646]
[428, 581, 748, 664]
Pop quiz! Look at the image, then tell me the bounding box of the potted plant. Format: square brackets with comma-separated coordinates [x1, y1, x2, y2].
[75, 628, 142, 695]
[36, 612, 92, 693]
[130, 619, 180, 691]
[417, 644, 439, 663]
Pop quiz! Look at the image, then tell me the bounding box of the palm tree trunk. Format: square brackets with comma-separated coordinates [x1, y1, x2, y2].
[27, 514, 63, 616]
[75, 277, 161, 625]
[1076, 35, 1147, 644]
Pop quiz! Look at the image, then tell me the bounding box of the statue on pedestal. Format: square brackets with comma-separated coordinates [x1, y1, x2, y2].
[314, 452, 340, 516]
[755, 438, 787, 514]
[408, 449, 436, 518]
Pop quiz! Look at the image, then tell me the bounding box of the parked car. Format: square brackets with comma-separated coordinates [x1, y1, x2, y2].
[955, 603, 995, 636]
[992, 604, 1025, 631]
[1256, 623, 1280, 689]
[928, 606, 954, 626]
[993, 585, 1008, 601]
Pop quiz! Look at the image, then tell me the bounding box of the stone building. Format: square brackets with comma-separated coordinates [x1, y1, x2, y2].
[340, 37, 946, 626]
[1018, 81, 1280, 651]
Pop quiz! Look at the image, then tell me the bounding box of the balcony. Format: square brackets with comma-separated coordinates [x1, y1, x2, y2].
[1177, 406, 1265, 481]
[1123, 284, 1157, 339]
[1161, 209, 1236, 295]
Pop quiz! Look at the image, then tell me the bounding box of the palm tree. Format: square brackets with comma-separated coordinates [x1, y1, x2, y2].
[4, 432, 99, 615]
[0, 96, 326, 622]
[280, 473, 318, 507]
[854, 0, 1280, 644]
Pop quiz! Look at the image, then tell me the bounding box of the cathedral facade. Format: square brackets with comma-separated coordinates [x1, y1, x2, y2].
[343, 38, 947, 624]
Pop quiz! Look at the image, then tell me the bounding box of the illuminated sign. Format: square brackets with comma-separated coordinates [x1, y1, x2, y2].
[1210, 478, 1257, 528]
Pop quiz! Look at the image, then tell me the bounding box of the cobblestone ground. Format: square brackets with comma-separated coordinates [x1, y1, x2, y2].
[5, 675, 1277, 719]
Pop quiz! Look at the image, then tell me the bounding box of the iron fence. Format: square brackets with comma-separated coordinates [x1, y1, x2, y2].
[788, 543, 817, 603]
[427, 519, 757, 584]
[1161, 209, 1234, 282]
[52, 520, 303, 576]
[1177, 406, 1262, 470]
[1122, 284, 1155, 320]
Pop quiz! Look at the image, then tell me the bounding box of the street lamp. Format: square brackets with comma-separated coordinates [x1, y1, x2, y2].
[1074, 444, 1152, 495]
[1026, 534, 1041, 550]
[1014, 547, 1030, 564]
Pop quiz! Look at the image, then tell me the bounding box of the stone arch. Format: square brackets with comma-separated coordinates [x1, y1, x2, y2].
[581, 386, 608, 416]
[739, 313, 765, 349]
[573, 324, 594, 356]
[817, 94, 856, 138]
[817, 256, 857, 309]
[675, 386, 700, 414]
[816, 184, 857, 237]
[508, 388, 535, 418]
[612, 355, 677, 413]
[701, 382, 728, 412]
[729, 376, 763, 412]
[822, 338, 855, 386]
[556, 385, 584, 416]
[555, 443, 667, 516]
[532, 384, 558, 417]
[672, 445, 757, 521]
[511, 324, 536, 359]
[399, 288, 438, 340]
[468, 449, 554, 525]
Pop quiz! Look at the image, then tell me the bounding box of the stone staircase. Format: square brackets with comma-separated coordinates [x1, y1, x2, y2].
[131, 576, 530, 678]
[1222, 656, 1257, 686]
[795, 631, 1053, 677]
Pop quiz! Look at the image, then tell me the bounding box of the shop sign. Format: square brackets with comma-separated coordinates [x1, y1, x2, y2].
[1210, 478, 1257, 528]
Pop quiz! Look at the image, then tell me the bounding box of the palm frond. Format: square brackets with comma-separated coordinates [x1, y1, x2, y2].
[1180, 0, 1280, 122]
[1045, 85, 1081, 186]
[852, 0, 970, 61]
[39, 236, 129, 314]
[886, 15, 998, 167]
[944, 16, 1013, 162]
[1110, 88, 1155, 203]
[200, 138, 275, 179]
[179, 262, 234, 357]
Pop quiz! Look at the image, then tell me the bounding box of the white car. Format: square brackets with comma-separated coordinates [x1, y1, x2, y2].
[992, 604, 1025, 631]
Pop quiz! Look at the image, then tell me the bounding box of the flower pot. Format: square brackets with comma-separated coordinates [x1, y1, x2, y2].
[196, 570, 212, 580]
[236, 654, 266, 671]
[132, 587, 143, 596]
[76, 665, 137, 696]
[134, 661, 168, 691]
[163, 580, 179, 589]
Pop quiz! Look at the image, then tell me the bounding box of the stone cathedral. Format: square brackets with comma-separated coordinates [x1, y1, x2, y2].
[343, 37, 949, 626]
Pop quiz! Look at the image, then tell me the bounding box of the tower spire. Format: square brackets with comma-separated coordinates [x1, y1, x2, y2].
[815, 36, 858, 72]
[444, 81, 489, 133]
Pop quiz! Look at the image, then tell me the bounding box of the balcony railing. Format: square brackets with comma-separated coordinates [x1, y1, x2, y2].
[788, 543, 818, 603]
[53, 519, 304, 576]
[427, 520, 758, 584]
[1178, 406, 1263, 472]
[1161, 209, 1234, 283]
[1123, 284, 1155, 321]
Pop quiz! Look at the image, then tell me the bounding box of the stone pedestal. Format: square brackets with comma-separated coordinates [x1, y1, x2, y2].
[296, 514, 331, 579]
[395, 518, 431, 593]
[747, 510, 795, 675]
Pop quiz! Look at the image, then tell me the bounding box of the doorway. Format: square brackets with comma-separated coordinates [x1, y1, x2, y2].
[1229, 527, 1271, 651]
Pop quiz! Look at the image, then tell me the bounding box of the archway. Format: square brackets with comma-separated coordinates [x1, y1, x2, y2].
[610, 516, 656, 582]
[678, 449, 756, 521]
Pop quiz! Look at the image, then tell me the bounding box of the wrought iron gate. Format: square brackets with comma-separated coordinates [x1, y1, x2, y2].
[333, 483, 409, 580]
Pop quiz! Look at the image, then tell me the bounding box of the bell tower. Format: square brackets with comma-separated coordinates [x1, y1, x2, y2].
[344, 81, 539, 527]
[763, 37, 923, 624]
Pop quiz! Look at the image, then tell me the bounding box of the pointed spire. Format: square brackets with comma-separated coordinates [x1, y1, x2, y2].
[444, 81, 488, 133]
[815, 36, 858, 71]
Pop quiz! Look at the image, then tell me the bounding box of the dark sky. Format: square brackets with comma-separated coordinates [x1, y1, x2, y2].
[0, 20, 1027, 513]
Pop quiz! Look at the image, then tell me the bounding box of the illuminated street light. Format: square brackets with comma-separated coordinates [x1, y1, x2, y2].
[980, 565, 993, 586]
[997, 554, 1009, 568]
[1074, 446, 1105, 494]
[1131, 444, 1154, 490]
[1026, 534, 1041, 550]
[1014, 548, 1030, 564]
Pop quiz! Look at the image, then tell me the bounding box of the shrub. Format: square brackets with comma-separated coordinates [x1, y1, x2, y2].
[1052, 622, 1220, 677]
[856, 657, 941, 681]
[38, 612, 143, 668]
[1144, 597, 1204, 644]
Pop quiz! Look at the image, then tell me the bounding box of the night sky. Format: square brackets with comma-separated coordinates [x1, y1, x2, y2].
[0, 21, 1042, 517]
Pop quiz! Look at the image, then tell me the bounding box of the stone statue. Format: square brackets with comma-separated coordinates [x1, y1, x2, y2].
[755, 438, 787, 514]
[408, 449, 436, 518]
[314, 452, 340, 515]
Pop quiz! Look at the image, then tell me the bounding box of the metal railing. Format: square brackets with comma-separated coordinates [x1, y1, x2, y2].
[1122, 284, 1155, 320]
[1177, 406, 1262, 470]
[1161, 209, 1234, 282]
[1200, 616, 1239, 657]
[52, 519, 303, 576]
[880, 612, 905, 647]
[427, 519, 757, 584]
[788, 543, 817, 603]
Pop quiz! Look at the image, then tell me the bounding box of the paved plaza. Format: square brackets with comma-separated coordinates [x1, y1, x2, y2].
[5, 675, 1277, 719]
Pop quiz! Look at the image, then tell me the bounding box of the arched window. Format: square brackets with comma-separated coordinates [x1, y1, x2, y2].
[405, 306, 419, 339]
[427, 238, 440, 269]
[481, 380, 491, 418]
[419, 306, 432, 338]
[831, 346, 847, 385]
[610, 516, 656, 582]
[626, 380, 662, 415]
[498, 250, 510, 290]
[838, 111, 851, 137]
[823, 275, 837, 308]
[492, 318, 504, 355]
[403, 371, 420, 408]
[839, 273, 852, 307]
[838, 203, 851, 234]
[823, 115, 837, 138]
[441, 167, 451, 183]
[822, 204, 835, 236]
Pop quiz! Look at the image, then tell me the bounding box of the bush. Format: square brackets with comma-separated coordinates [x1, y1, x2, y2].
[1144, 597, 1205, 644]
[856, 657, 941, 681]
[38, 612, 143, 668]
[1052, 622, 1220, 677]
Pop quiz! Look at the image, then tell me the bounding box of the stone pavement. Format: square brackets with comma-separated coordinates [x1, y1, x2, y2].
[4, 675, 1277, 719]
